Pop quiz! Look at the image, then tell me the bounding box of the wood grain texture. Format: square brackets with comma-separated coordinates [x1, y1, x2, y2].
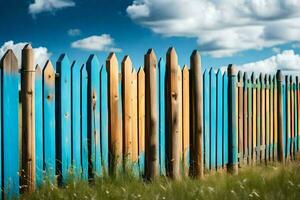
[237, 71, 244, 166]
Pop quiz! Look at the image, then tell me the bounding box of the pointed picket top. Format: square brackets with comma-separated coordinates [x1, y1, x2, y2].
[289, 75, 293, 83]
[43, 60, 55, 86]
[146, 48, 157, 62]
[122, 55, 133, 72]
[106, 52, 118, 72]
[166, 47, 178, 69]
[203, 68, 208, 76]
[158, 57, 165, 69]
[209, 67, 215, 75]
[56, 53, 70, 72]
[0, 49, 18, 73]
[251, 72, 255, 82]
[23, 43, 32, 50]
[71, 60, 81, 72]
[137, 66, 145, 78]
[276, 70, 283, 82]
[238, 71, 243, 81]
[35, 64, 43, 75]
[243, 72, 248, 81]
[182, 64, 189, 74]
[145, 48, 157, 71]
[296, 76, 299, 84]
[100, 64, 107, 74]
[227, 64, 237, 76]
[264, 74, 269, 84]
[87, 54, 100, 68]
[216, 68, 222, 76]
[259, 73, 264, 82]
[190, 50, 201, 66]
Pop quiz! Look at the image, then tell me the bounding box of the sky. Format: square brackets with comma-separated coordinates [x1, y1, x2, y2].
[1, 0, 300, 74]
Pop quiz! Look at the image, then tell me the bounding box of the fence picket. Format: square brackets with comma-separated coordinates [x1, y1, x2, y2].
[216, 70, 223, 169]
[35, 64, 43, 186]
[223, 72, 229, 167]
[209, 68, 217, 170]
[203, 70, 210, 171]
[237, 72, 244, 166]
[251, 74, 256, 164]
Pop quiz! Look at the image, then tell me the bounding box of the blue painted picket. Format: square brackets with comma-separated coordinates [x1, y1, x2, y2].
[158, 58, 166, 175]
[71, 61, 81, 178]
[86, 55, 102, 177]
[80, 64, 89, 180]
[209, 69, 217, 170]
[100, 65, 109, 172]
[56, 54, 72, 183]
[1, 50, 20, 198]
[35, 65, 43, 186]
[203, 70, 210, 170]
[43, 61, 56, 181]
[223, 72, 229, 166]
[216, 70, 223, 168]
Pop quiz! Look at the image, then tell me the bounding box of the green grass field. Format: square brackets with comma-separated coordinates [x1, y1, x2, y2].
[22, 161, 300, 200]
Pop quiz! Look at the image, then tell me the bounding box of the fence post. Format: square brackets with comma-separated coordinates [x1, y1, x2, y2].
[144, 49, 158, 179]
[190, 51, 203, 178]
[21, 44, 36, 192]
[227, 64, 238, 174]
[276, 70, 284, 162]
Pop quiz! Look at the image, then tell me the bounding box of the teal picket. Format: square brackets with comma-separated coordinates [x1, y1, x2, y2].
[80, 64, 89, 180]
[1, 50, 19, 198]
[158, 58, 166, 175]
[56, 54, 72, 183]
[43, 61, 56, 181]
[286, 76, 291, 157]
[100, 65, 109, 172]
[203, 69, 210, 170]
[86, 55, 102, 177]
[156, 59, 160, 175]
[293, 81, 297, 154]
[216, 70, 223, 168]
[209, 68, 217, 170]
[223, 72, 229, 166]
[71, 61, 81, 178]
[35, 64, 43, 186]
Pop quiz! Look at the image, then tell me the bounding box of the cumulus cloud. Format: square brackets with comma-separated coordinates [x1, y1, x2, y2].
[127, 0, 300, 57]
[68, 28, 81, 36]
[0, 41, 51, 68]
[29, 0, 75, 15]
[71, 34, 122, 52]
[238, 50, 300, 73]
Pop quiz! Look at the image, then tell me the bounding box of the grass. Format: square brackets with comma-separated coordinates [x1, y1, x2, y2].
[22, 161, 300, 200]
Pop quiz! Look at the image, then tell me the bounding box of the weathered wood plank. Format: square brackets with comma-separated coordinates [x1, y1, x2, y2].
[265, 75, 270, 163]
[256, 77, 261, 163]
[80, 64, 88, 179]
[178, 66, 182, 172]
[228, 64, 238, 174]
[286, 76, 291, 159]
[269, 75, 274, 161]
[131, 69, 139, 174]
[122, 56, 133, 167]
[145, 49, 158, 179]
[182, 65, 190, 176]
[274, 76, 278, 160]
[56, 54, 72, 183]
[237, 71, 244, 166]
[1, 50, 20, 198]
[21, 44, 36, 191]
[247, 75, 252, 164]
[137, 68, 145, 176]
[43, 61, 56, 182]
[251, 74, 257, 164]
[166, 47, 180, 179]
[290, 77, 294, 159]
[106, 53, 121, 175]
[87, 55, 102, 177]
[100, 65, 109, 173]
[276, 70, 284, 162]
[260, 74, 266, 162]
[71, 61, 81, 178]
[243, 73, 248, 164]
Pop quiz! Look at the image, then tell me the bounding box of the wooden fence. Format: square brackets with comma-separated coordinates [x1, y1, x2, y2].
[0, 45, 299, 198]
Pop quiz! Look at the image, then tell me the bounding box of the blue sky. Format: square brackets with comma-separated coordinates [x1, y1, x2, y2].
[1, 0, 300, 73]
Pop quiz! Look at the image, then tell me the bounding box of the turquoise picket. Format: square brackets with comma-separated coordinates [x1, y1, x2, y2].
[209, 68, 217, 170]
[100, 65, 109, 172]
[286, 76, 291, 157]
[203, 69, 210, 170]
[158, 58, 166, 175]
[35, 64, 43, 186]
[81, 64, 89, 180]
[86, 55, 102, 177]
[293, 82, 297, 153]
[1, 50, 19, 198]
[71, 61, 82, 178]
[223, 72, 229, 166]
[156, 59, 160, 175]
[43, 61, 56, 181]
[56, 54, 72, 183]
[216, 70, 223, 168]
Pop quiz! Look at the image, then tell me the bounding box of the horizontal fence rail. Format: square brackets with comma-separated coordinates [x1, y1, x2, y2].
[0, 45, 299, 198]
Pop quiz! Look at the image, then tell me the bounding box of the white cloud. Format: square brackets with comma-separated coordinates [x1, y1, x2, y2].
[29, 0, 75, 15]
[71, 34, 122, 52]
[68, 28, 81, 36]
[127, 0, 300, 57]
[0, 41, 51, 68]
[238, 49, 300, 73]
